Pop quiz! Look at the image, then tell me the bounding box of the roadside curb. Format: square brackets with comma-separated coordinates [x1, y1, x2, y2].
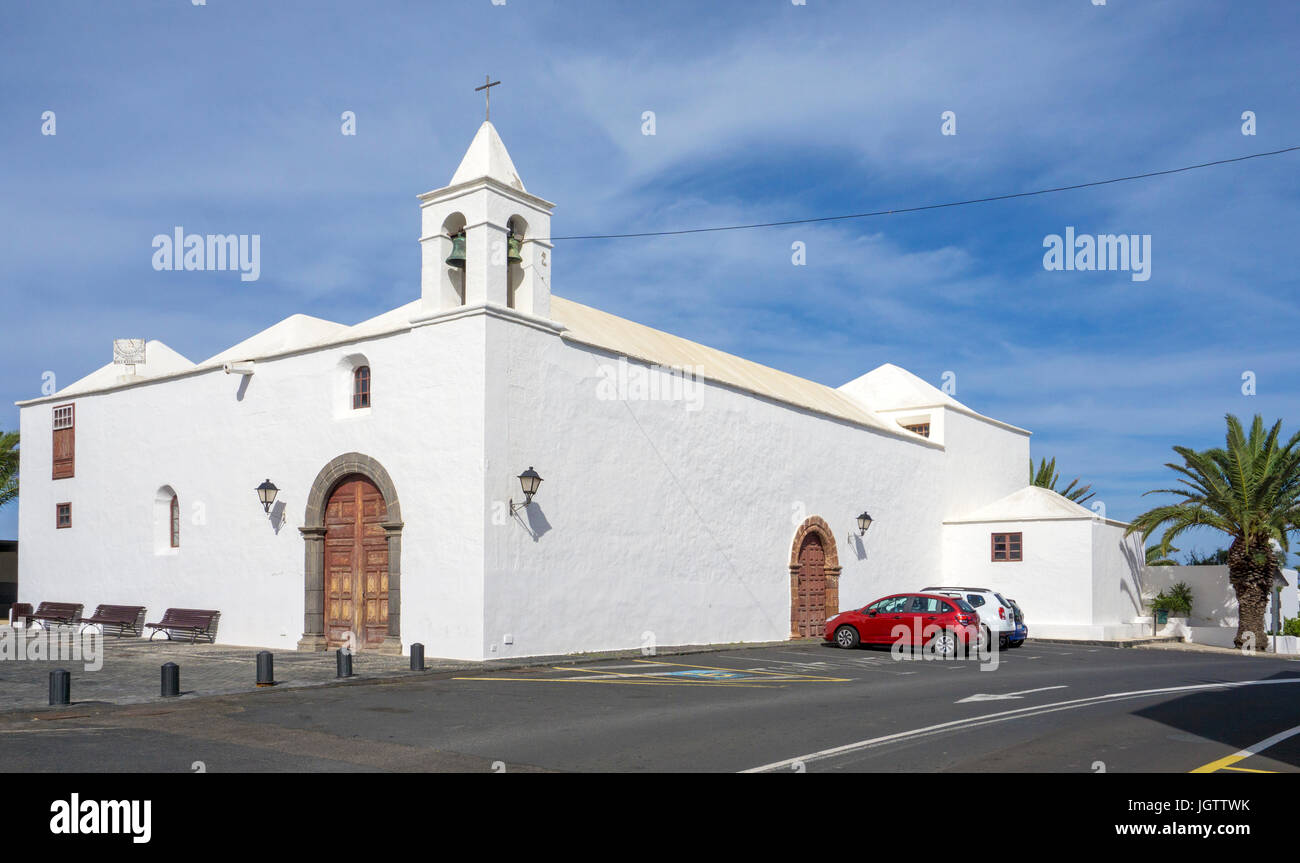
[472, 637, 825, 673]
[1026, 636, 1182, 648]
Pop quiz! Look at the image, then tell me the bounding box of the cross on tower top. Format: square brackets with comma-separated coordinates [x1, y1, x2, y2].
[474, 75, 501, 121]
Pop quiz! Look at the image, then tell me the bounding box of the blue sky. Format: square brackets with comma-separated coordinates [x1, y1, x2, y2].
[2, 0, 1298, 555]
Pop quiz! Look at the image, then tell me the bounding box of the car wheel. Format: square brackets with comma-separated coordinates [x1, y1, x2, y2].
[834, 625, 860, 649]
[928, 629, 959, 658]
[1011, 639, 1025, 649]
[998, 632, 1009, 650]
[979, 626, 993, 653]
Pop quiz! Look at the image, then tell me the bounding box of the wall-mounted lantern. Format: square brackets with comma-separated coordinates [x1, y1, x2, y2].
[510, 467, 543, 514]
[857, 511, 874, 536]
[256, 479, 279, 513]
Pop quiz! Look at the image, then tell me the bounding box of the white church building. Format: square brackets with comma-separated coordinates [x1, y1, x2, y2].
[15, 120, 1151, 659]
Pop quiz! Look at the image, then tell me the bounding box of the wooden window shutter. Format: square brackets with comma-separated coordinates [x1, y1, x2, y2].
[52, 404, 74, 479]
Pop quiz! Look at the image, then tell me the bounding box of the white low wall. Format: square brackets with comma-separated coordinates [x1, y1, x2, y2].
[1140, 565, 1298, 650]
[1031, 622, 1149, 641]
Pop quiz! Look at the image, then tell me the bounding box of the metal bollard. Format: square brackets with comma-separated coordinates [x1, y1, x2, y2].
[49, 669, 70, 706]
[410, 643, 425, 671]
[161, 662, 180, 697]
[336, 648, 353, 678]
[256, 651, 275, 687]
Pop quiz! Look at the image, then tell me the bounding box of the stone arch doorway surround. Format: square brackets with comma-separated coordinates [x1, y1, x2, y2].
[789, 516, 841, 638]
[299, 453, 403, 654]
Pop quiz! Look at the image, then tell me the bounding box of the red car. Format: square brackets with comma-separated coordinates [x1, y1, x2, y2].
[824, 592, 981, 656]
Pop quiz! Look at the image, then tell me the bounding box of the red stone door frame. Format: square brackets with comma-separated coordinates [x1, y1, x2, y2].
[789, 516, 841, 638]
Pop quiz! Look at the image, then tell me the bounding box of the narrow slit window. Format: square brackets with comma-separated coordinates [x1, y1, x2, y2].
[903, 422, 930, 438]
[170, 494, 180, 548]
[353, 366, 371, 409]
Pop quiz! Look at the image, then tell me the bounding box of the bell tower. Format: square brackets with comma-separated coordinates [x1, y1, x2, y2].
[416, 117, 555, 320]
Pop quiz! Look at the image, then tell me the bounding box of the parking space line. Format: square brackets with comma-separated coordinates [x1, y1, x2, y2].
[1189, 721, 1300, 773]
[453, 675, 780, 688]
[455, 657, 851, 688]
[745, 678, 1300, 773]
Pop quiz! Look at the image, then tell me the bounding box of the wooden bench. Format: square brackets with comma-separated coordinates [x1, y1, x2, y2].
[145, 608, 220, 643]
[81, 604, 147, 638]
[27, 602, 84, 630]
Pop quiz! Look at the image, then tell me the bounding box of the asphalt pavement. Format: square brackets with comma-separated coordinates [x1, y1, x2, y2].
[3, 640, 1297, 773]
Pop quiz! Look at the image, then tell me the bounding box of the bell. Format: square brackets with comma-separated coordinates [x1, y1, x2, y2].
[445, 232, 467, 269]
[507, 233, 523, 265]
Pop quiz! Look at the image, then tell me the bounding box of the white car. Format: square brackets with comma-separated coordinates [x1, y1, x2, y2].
[922, 586, 1017, 650]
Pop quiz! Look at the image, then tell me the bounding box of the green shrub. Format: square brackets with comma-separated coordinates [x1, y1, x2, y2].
[1283, 617, 1300, 638]
[1152, 582, 1194, 616]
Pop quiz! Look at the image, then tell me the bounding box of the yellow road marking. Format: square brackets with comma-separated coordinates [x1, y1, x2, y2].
[1220, 766, 1277, 773]
[451, 676, 780, 688]
[453, 658, 849, 687]
[1191, 721, 1300, 773]
[628, 658, 850, 682]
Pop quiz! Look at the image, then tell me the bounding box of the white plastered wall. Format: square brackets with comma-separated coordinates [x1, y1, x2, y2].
[17, 316, 489, 658]
[479, 317, 960, 660]
[941, 518, 1093, 636]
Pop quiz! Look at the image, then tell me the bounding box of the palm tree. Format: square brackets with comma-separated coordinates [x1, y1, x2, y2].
[1145, 543, 1180, 566]
[0, 430, 17, 510]
[1126, 414, 1300, 649]
[1030, 456, 1096, 505]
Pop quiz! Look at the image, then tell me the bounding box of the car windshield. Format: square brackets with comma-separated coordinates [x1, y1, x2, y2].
[868, 596, 911, 613]
[953, 599, 976, 613]
[965, 594, 986, 608]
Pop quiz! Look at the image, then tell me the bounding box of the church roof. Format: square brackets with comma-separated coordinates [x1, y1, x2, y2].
[549, 296, 927, 443]
[837, 363, 1028, 434]
[51, 340, 195, 399]
[945, 485, 1123, 525]
[839, 363, 966, 411]
[201, 314, 348, 365]
[449, 121, 527, 192]
[23, 296, 1015, 448]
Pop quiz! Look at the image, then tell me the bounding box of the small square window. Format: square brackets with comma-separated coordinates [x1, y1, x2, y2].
[991, 531, 1022, 562]
[56, 503, 71, 529]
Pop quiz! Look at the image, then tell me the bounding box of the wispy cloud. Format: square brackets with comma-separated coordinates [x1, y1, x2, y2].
[1, 0, 1298, 542]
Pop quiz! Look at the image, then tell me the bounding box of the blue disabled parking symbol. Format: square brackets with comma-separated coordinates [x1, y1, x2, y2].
[664, 669, 752, 680]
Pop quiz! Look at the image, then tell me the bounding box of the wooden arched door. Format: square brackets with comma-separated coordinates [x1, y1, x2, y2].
[323, 475, 389, 649]
[795, 533, 827, 637]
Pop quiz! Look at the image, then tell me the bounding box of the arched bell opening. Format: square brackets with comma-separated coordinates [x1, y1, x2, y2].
[506, 215, 528, 310]
[442, 212, 467, 305]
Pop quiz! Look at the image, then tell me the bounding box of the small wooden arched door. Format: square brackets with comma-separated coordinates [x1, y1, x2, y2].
[794, 533, 827, 637]
[323, 475, 389, 649]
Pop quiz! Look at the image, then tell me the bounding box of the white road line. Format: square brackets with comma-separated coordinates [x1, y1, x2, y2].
[1227, 723, 1300, 759]
[956, 685, 1068, 703]
[742, 677, 1300, 773]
